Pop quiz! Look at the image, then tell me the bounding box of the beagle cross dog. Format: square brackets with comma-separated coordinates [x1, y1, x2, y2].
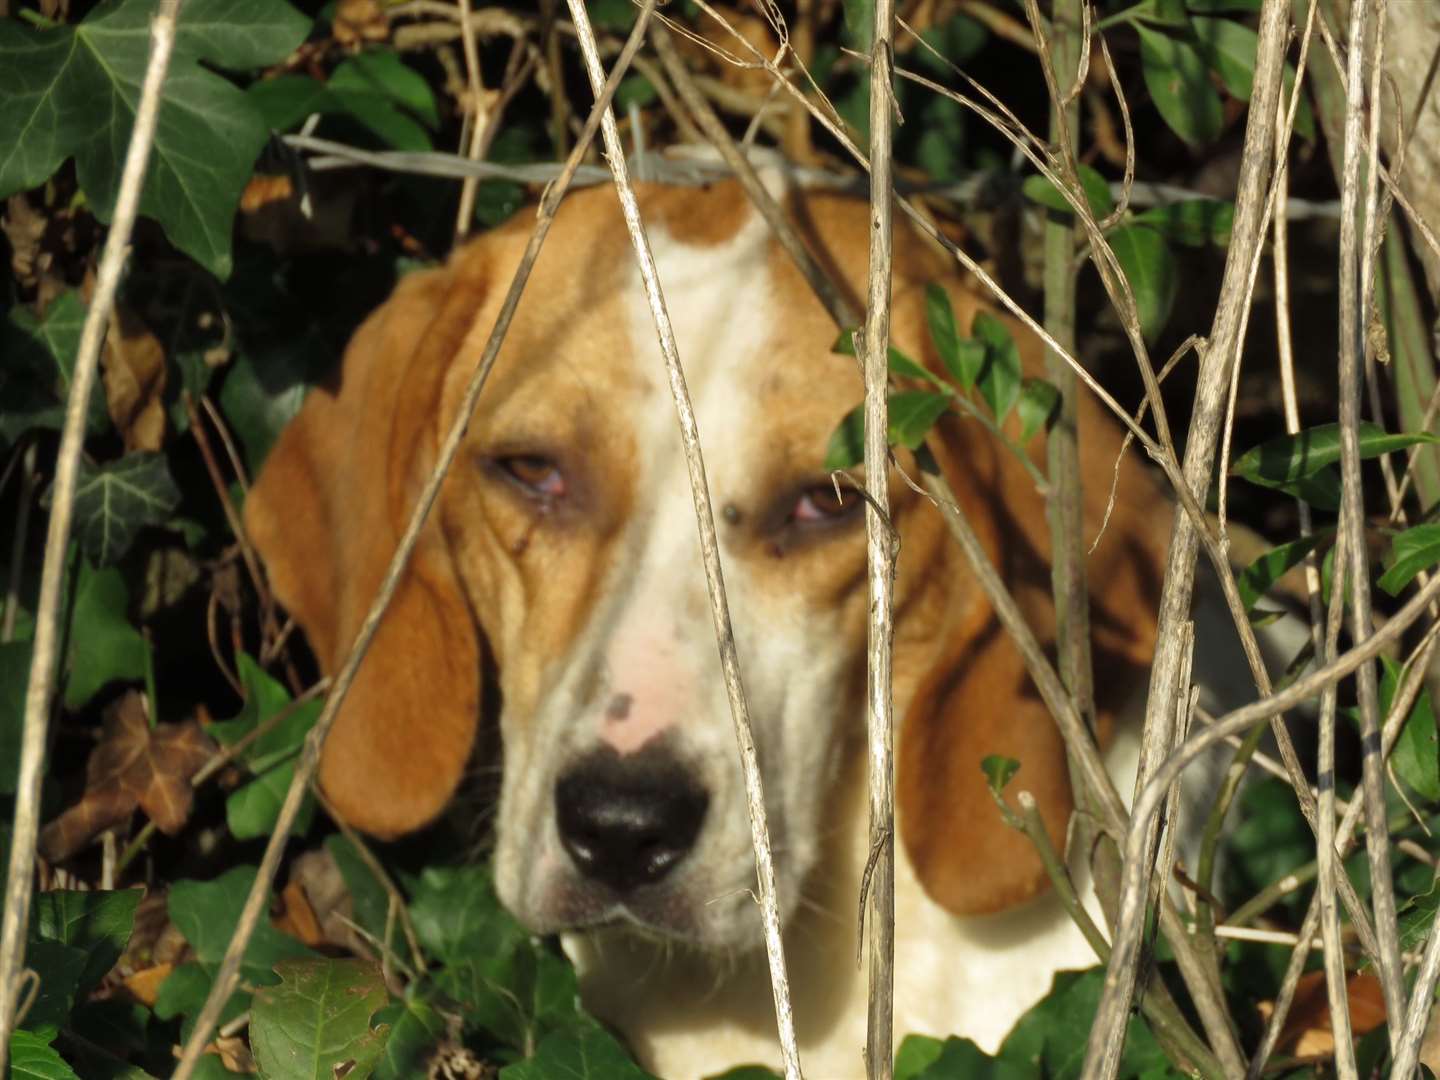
[245, 177, 1170, 1077]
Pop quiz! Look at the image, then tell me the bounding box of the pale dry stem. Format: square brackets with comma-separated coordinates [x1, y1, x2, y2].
[568, 3, 804, 1075]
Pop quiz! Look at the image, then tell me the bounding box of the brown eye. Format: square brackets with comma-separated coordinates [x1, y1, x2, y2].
[792, 482, 856, 524]
[498, 454, 566, 499]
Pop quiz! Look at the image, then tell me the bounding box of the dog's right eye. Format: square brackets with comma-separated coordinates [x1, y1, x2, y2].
[497, 454, 566, 499]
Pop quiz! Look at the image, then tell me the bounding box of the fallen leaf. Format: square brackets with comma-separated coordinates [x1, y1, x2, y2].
[333, 0, 389, 46]
[3, 194, 48, 289]
[210, 1034, 256, 1073]
[121, 962, 173, 1007]
[1256, 970, 1386, 1058]
[274, 878, 326, 948]
[101, 303, 168, 452]
[40, 692, 216, 860]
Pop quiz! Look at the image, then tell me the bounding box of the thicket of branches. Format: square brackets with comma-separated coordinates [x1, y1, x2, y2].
[1, 0, 1439, 1077]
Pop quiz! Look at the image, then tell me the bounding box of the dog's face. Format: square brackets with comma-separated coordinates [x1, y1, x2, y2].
[437, 183, 953, 946]
[245, 180, 1165, 954]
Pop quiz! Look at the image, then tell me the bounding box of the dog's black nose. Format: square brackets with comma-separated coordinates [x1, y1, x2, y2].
[555, 748, 708, 894]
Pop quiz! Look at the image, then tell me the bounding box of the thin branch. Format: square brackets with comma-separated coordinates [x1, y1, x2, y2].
[0, 3, 183, 1070]
[1337, 0, 1406, 1029]
[565, 2, 804, 1076]
[860, 2, 897, 1076]
[452, 0, 488, 237]
[168, 9, 659, 1076]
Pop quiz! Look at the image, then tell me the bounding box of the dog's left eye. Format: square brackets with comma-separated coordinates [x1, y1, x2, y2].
[498, 454, 566, 499]
[792, 482, 857, 524]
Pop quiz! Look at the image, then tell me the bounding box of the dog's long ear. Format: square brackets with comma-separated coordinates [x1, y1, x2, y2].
[896, 283, 1165, 916]
[245, 254, 488, 838]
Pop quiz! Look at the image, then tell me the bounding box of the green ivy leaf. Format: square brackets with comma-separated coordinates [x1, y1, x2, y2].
[909, 1036, 1038, 1079]
[8, 1027, 81, 1080]
[1231, 422, 1439, 489]
[1001, 968, 1169, 1078]
[1236, 533, 1325, 613]
[1128, 0, 1191, 28]
[1136, 25, 1224, 148]
[972, 312, 1022, 420]
[1021, 164, 1114, 218]
[1398, 879, 1440, 955]
[1109, 225, 1178, 343]
[20, 940, 88, 1031]
[890, 391, 953, 449]
[325, 54, 436, 152]
[168, 865, 313, 986]
[896, 1035, 947, 1080]
[1379, 657, 1440, 802]
[823, 392, 953, 470]
[498, 1025, 657, 1080]
[1190, 16, 1315, 140]
[411, 864, 581, 1049]
[832, 329, 946, 387]
[64, 559, 150, 710]
[62, 452, 181, 566]
[0, 0, 312, 277]
[1017, 378, 1060, 442]
[1134, 199, 1234, 247]
[1378, 523, 1440, 596]
[373, 996, 447, 1080]
[925, 284, 960, 376]
[209, 655, 319, 838]
[0, 292, 107, 446]
[31, 889, 142, 992]
[250, 958, 390, 1080]
[982, 755, 1020, 795]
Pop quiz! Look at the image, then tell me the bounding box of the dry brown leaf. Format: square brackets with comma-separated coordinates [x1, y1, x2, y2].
[211, 1035, 256, 1073]
[102, 302, 168, 452]
[275, 878, 326, 948]
[121, 962, 173, 1007]
[1256, 970, 1387, 1059]
[3, 194, 48, 289]
[333, 0, 389, 46]
[40, 692, 216, 861]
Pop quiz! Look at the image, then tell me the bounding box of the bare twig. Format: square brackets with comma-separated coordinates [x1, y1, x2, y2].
[0, 3, 183, 1070]
[168, 10, 658, 1077]
[1337, 0, 1406, 1031]
[452, 0, 488, 236]
[860, 2, 897, 1076]
[566, 2, 803, 1076]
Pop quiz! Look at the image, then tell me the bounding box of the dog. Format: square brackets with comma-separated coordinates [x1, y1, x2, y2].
[244, 177, 1175, 1077]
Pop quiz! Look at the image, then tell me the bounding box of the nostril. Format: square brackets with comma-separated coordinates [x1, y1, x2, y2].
[555, 748, 709, 895]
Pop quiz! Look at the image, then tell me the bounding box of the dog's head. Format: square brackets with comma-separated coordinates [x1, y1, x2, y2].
[245, 180, 1164, 950]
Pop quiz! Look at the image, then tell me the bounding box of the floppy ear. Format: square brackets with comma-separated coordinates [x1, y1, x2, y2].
[895, 283, 1166, 916]
[244, 250, 490, 838]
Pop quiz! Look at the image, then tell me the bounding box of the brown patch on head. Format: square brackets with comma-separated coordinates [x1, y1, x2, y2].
[640, 180, 758, 248]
